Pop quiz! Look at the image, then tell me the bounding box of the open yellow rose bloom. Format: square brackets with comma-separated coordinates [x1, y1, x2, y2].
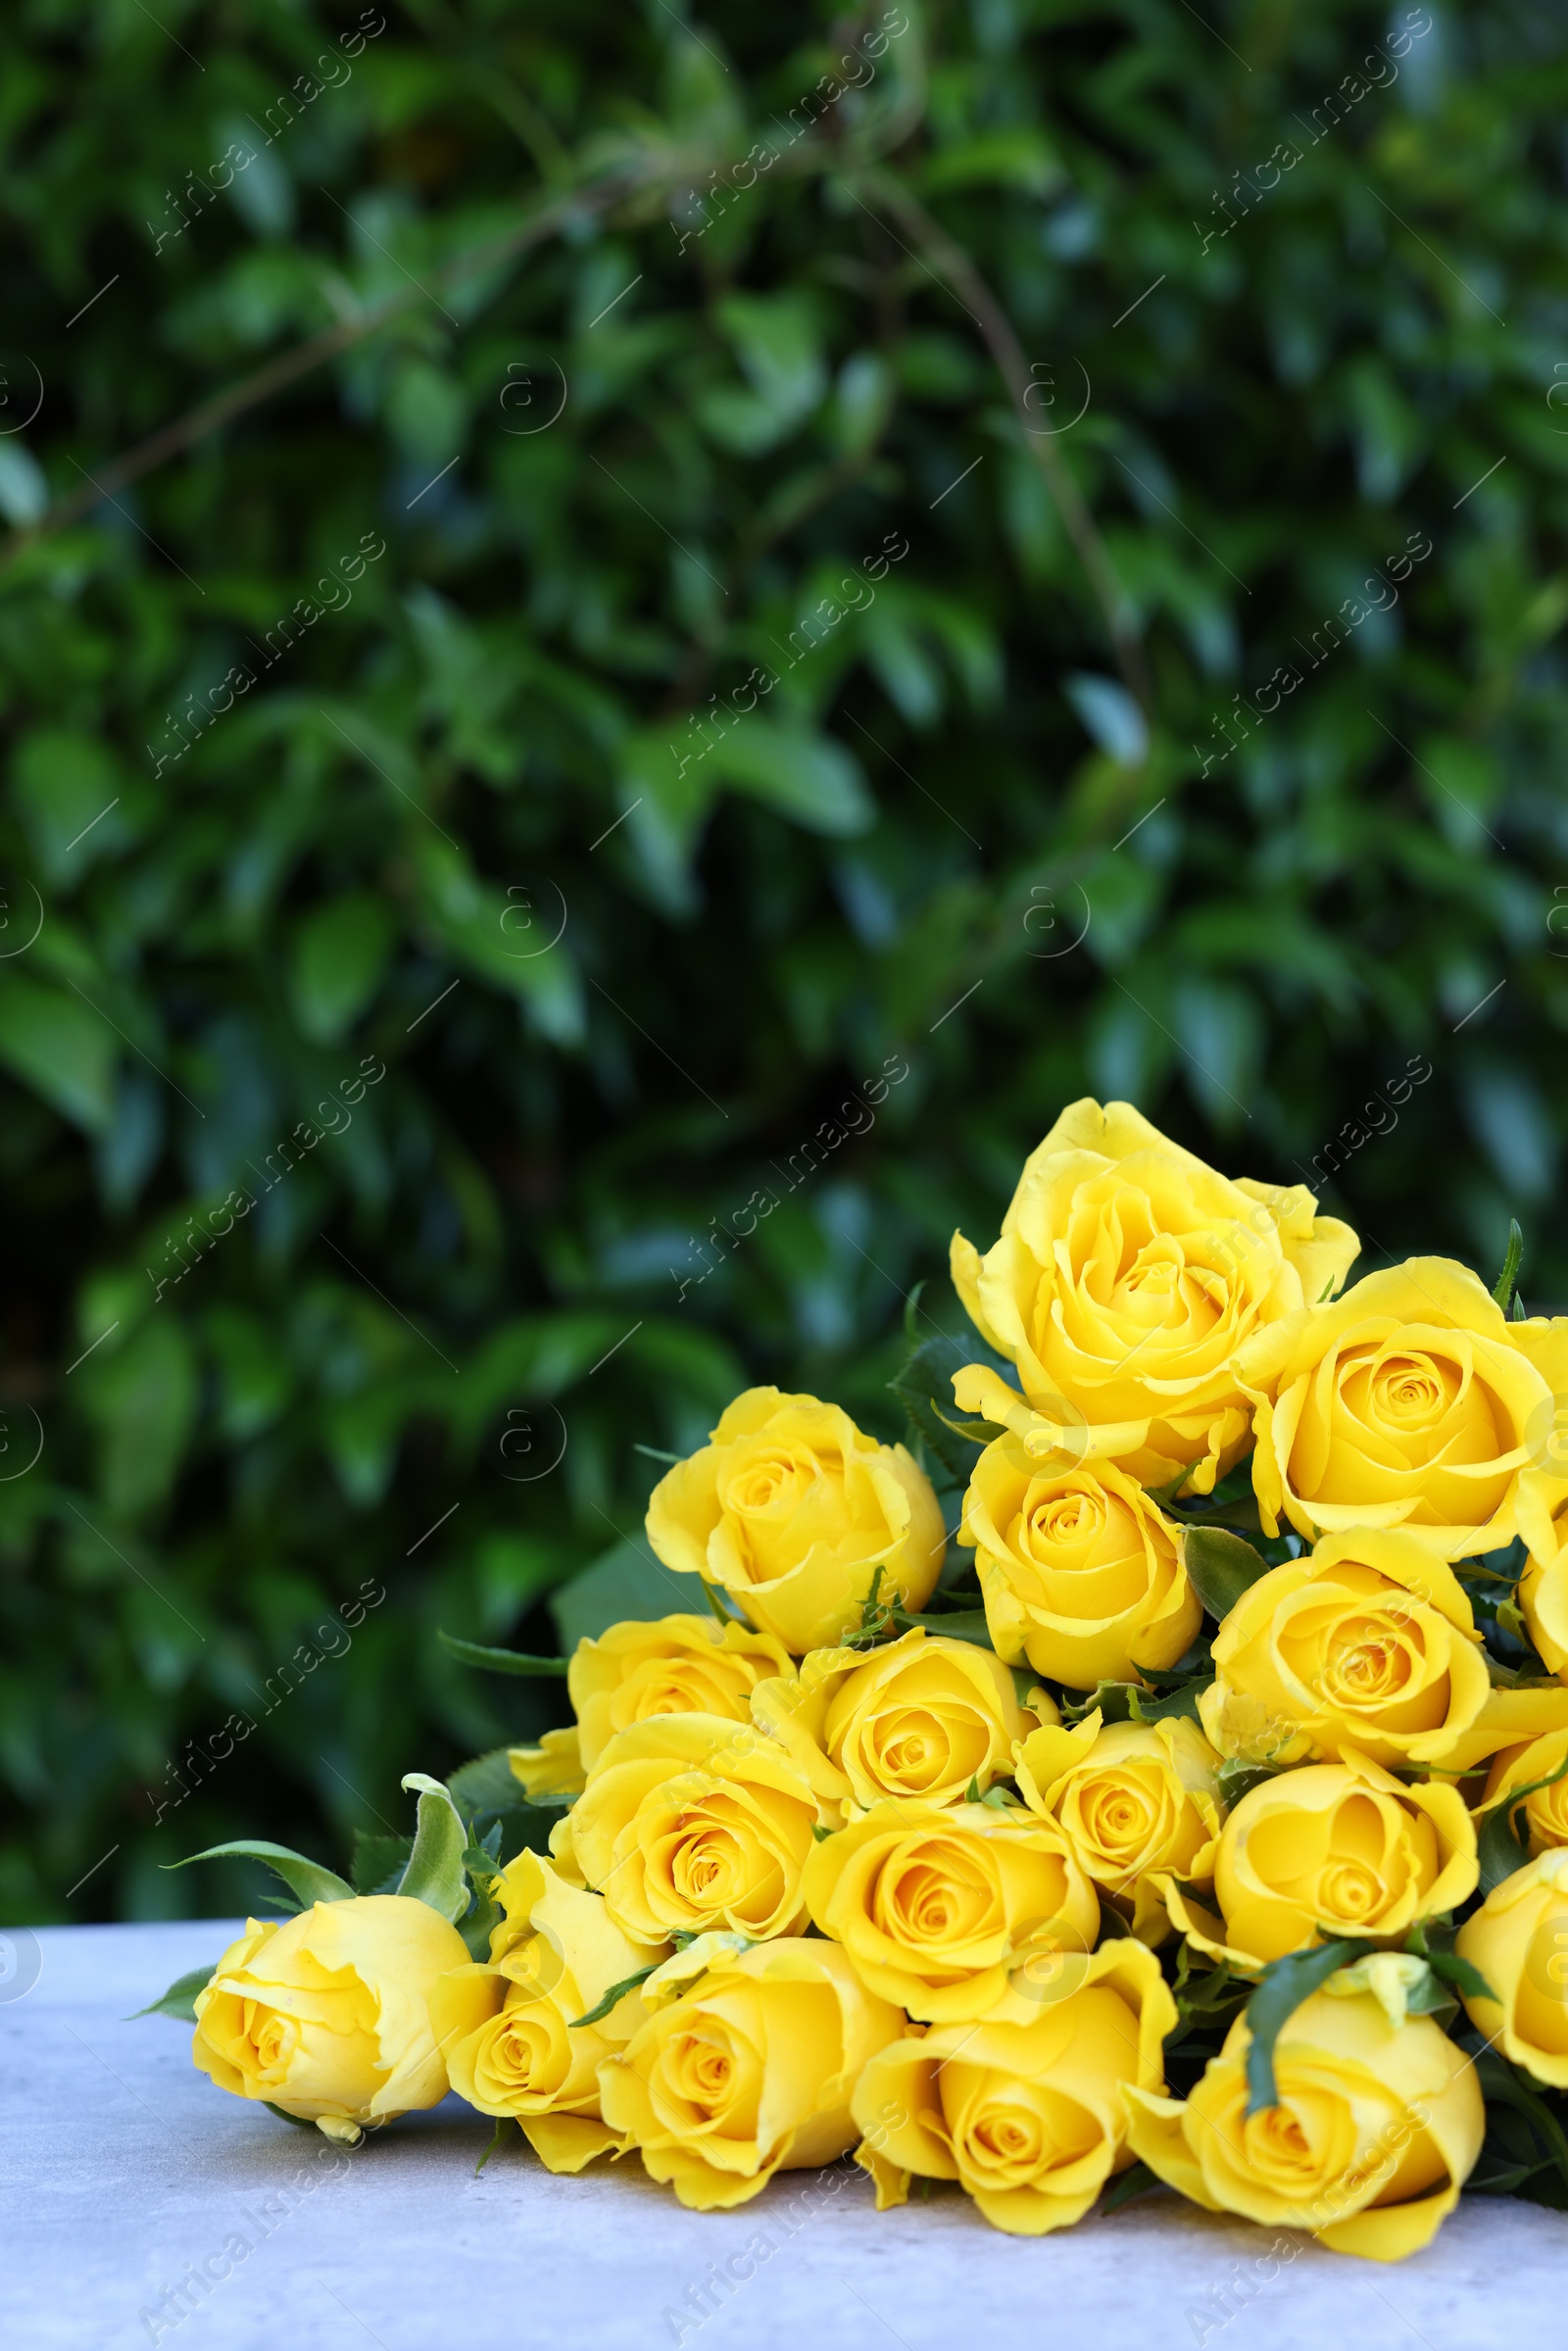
[176, 1100, 1568, 2263]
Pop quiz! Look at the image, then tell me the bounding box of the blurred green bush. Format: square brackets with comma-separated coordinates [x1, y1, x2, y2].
[0, 0, 1565, 1919]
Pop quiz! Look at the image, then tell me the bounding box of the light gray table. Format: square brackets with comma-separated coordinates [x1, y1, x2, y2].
[3, 1919, 1564, 2350]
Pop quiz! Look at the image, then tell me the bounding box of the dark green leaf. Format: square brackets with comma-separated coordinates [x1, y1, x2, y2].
[1493, 1218, 1524, 1311]
[352, 1831, 414, 1896]
[129, 1962, 218, 2023]
[1129, 1676, 1211, 1725]
[1101, 2159, 1160, 2214]
[1181, 1527, 1273, 1623]
[163, 1841, 354, 1909]
[900, 1608, 995, 1649]
[1245, 1940, 1372, 2115]
[568, 1965, 660, 2028]
[437, 1629, 569, 1677]
[891, 1331, 1015, 1484]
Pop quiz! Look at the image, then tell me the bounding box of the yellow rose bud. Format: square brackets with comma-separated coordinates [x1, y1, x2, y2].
[192, 1895, 469, 2130]
[1163, 1752, 1476, 1971]
[1478, 1732, 1568, 1858]
[569, 1711, 820, 1943]
[598, 1938, 903, 2209]
[750, 1627, 1039, 1818]
[645, 1388, 946, 1653]
[429, 1852, 666, 2174]
[1454, 1848, 1568, 2086]
[508, 1612, 796, 1798]
[1238, 1258, 1568, 1559]
[949, 1097, 1358, 1494]
[569, 1611, 794, 1767]
[1124, 1984, 1484, 2260]
[1014, 1711, 1222, 1942]
[851, 1939, 1176, 2233]
[1519, 1469, 1568, 1675]
[959, 1443, 1200, 1689]
[802, 1795, 1100, 2022]
[1199, 1529, 1494, 1772]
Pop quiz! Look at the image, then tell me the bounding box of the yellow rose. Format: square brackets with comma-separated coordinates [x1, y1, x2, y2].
[507, 1612, 796, 1797]
[192, 1895, 469, 2131]
[959, 1443, 1200, 1689]
[1199, 1530, 1493, 1771]
[1238, 1258, 1568, 1559]
[802, 1795, 1100, 2022]
[851, 1939, 1174, 2233]
[645, 1388, 946, 1653]
[428, 1852, 667, 2173]
[598, 1937, 902, 2209]
[1519, 1469, 1568, 1675]
[1455, 1848, 1568, 2086]
[1478, 1732, 1568, 1858]
[1014, 1711, 1222, 1942]
[949, 1098, 1358, 1494]
[1124, 1984, 1484, 2260]
[750, 1627, 1040, 1819]
[569, 1711, 820, 1943]
[508, 1726, 587, 1801]
[1163, 1752, 1476, 1972]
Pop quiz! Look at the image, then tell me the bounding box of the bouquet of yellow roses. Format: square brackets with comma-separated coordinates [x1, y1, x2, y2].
[145, 1099, 1568, 2261]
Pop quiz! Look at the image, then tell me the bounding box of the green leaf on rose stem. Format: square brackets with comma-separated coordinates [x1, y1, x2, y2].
[1129, 1676, 1212, 1726]
[459, 1845, 504, 1959]
[1101, 2158, 1159, 2214]
[1475, 1752, 1568, 1895]
[899, 1608, 995, 1649]
[397, 1775, 471, 1923]
[632, 1443, 683, 1464]
[891, 1330, 1015, 1484]
[1492, 1217, 1524, 1312]
[1180, 1525, 1273, 1622]
[1424, 1949, 1498, 2006]
[1062, 1681, 1137, 1726]
[1217, 1758, 1281, 1808]
[1462, 2033, 1568, 2206]
[352, 1830, 415, 1894]
[568, 1964, 660, 2028]
[1244, 1938, 1373, 2115]
[129, 1962, 219, 2023]
[904, 1280, 927, 1344]
[164, 1840, 355, 1909]
[437, 1629, 570, 1676]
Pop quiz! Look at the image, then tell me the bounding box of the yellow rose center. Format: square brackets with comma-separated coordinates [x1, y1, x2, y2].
[1516, 1910, 1568, 2056]
[1368, 1354, 1453, 1429]
[728, 1451, 808, 1516]
[1322, 1620, 1414, 1706]
[1318, 1858, 1386, 1920]
[658, 2026, 739, 2124]
[872, 1711, 947, 1787]
[251, 2008, 298, 2079]
[1243, 2099, 1324, 2191]
[875, 1844, 998, 1949]
[672, 1824, 744, 1903]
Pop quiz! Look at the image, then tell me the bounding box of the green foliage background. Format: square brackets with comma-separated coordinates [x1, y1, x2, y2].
[1, 0, 1565, 1922]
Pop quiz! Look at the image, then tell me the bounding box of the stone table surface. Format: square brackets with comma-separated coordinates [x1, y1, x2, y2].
[3, 1919, 1565, 2351]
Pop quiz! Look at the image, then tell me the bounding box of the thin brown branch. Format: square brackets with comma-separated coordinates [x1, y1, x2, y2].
[856, 171, 1152, 715]
[0, 151, 691, 576]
